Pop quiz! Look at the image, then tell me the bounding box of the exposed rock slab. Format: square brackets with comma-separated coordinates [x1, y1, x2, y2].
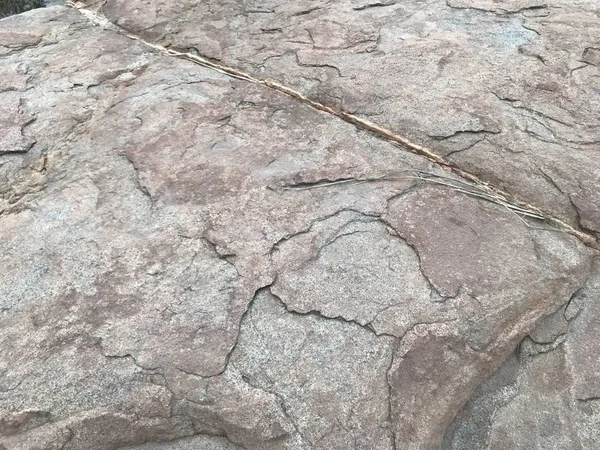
[0, 4, 599, 450]
[84, 0, 600, 237]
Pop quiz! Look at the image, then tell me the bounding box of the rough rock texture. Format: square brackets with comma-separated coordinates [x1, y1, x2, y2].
[444, 257, 600, 449]
[0, 3, 599, 450]
[84, 0, 600, 236]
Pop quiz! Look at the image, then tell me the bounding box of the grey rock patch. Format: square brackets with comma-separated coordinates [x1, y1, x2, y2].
[228, 289, 396, 449]
[271, 209, 460, 337]
[119, 435, 243, 450]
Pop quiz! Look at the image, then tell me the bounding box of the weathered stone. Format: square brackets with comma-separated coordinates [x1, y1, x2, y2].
[444, 259, 600, 449]
[85, 0, 600, 237]
[565, 258, 600, 402]
[1, 3, 599, 450]
[120, 435, 243, 450]
[0, 91, 35, 154]
[229, 289, 395, 449]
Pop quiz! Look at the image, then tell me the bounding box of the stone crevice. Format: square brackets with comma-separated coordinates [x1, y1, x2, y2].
[66, 2, 600, 251]
[204, 282, 276, 379]
[269, 207, 382, 258]
[445, 0, 549, 16]
[353, 2, 398, 12]
[294, 51, 343, 78]
[238, 374, 315, 450]
[269, 286, 397, 340]
[377, 212, 460, 301]
[385, 343, 398, 450]
[121, 153, 154, 207]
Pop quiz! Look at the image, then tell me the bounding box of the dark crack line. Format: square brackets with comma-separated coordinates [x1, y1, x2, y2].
[276, 176, 371, 191]
[428, 128, 500, 141]
[520, 335, 567, 359]
[121, 153, 155, 207]
[269, 208, 381, 257]
[442, 135, 489, 158]
[378, 213, 461, 301]
[0, 375, 26, 393]
[353, 1, 397, 11]
[294, 51, 343, 78]
[313, 225, 374, 261]
[67, 4, 600, 252]
[99, 348, 162, 372]
[237, 371, 315, 449]
[269, 286, 397, 340]
[445, 0, 548, 16]
[385, 342, 398, 450]
[292, 6, 322, 17]
[491, 91, 573, 128]
[568, 192, 599, 239]
[563, 286, 584, 322]
[538, 167, 565, 195]
[204, 281, 276, 379]
[201, 236, 239, 272]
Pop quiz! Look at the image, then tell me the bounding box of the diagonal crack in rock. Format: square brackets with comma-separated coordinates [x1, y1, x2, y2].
[66, 1, 600, 253]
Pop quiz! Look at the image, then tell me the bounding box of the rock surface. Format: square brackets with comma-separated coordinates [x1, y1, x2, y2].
[0, 3, 598, 450]
[84, 0, 600, 236]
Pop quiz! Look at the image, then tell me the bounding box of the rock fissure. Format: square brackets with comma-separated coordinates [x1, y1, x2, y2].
[446, 0, 549, 15]
[376, 213, 459, 301]
[269, 207, 382, 257]
[269, 286, 397, 340]
[353, 2, 398, 12]
[121, 153, 154, 206]
[66, 1, 600, 252]
[384, 341, 399, 450]
[238, 375, 315, 450]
